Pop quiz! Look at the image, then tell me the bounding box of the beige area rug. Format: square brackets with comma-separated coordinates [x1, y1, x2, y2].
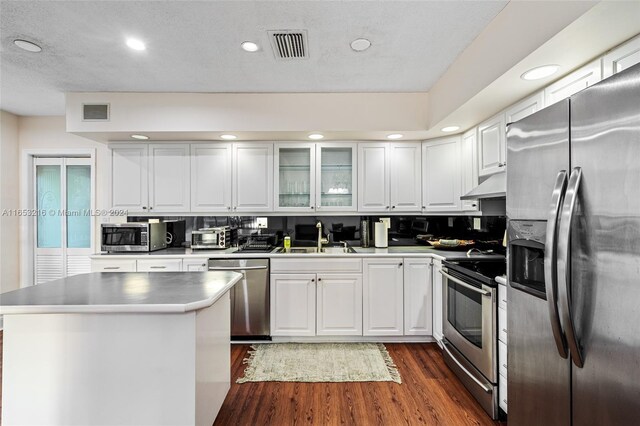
[237, 343, 402, 384]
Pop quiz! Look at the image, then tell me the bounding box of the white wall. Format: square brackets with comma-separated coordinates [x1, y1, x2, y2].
[1, 110, 20, 294]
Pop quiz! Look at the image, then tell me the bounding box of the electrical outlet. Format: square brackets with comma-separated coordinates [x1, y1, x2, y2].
[448, 217, 454, 227]
[473, 218, 482, 230]
[380, 217, 391, 229]
[257, 217, 268, 229]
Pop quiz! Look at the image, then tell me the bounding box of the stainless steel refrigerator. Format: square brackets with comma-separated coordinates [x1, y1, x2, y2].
[505, 62, 640, 425]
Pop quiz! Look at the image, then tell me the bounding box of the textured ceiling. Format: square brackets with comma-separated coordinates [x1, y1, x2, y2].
[0, 0, 507, 116]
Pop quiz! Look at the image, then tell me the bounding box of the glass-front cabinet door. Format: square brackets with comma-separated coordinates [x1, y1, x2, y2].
[316, 143, 357, 212]
[274, 144, 316, 212]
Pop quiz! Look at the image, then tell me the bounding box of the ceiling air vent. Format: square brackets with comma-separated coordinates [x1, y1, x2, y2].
[268, 30, 308, 60]
[82, 103, 110, 121]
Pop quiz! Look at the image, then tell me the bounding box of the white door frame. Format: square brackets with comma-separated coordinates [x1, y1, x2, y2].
[20, 149, 96, 288]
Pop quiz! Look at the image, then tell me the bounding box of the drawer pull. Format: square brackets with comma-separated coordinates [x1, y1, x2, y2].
[104, 266, 120, 270]
[150, 266, 166, 269]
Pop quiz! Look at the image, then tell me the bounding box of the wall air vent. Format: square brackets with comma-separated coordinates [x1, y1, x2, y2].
[82, 103, 110, 121]
[268, 30, 309, 60]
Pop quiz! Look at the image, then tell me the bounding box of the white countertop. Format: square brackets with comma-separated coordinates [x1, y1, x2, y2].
[0, 271, 242, 315]
[90, 246, 505, 262]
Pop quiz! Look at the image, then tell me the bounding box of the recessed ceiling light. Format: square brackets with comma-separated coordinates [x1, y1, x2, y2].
[220, 134, 237, 140]
[441, 126, 460, 133]
[13, 39, 42, 52]
[130, 134, 149, 140]
[521, 65, 559, 81]
[308, 133, 324, 140]
[126, 38, 146, 51]
[387, 134, 404, 140]
[350, 38, 371, 52]
[241, 41, 259, 52]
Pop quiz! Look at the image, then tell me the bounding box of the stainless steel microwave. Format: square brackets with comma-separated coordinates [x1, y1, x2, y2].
[101, 222, 167, 252]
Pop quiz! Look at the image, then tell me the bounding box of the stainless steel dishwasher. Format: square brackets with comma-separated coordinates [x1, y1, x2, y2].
[207, 258, 270, 339]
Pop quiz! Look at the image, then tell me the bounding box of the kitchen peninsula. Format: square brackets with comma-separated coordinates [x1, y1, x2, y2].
[0, 271, 242, 426]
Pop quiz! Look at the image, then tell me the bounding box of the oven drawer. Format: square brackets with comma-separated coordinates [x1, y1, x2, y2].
[499, 306, 507, 344]
[499, 340, 508, 379]
[498, 285, 507, 310]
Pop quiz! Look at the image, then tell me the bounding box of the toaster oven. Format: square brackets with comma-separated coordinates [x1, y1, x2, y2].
[191, 226, 237, 250]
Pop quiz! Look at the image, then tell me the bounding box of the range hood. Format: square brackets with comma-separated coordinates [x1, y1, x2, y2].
[460, 172, 506, 200]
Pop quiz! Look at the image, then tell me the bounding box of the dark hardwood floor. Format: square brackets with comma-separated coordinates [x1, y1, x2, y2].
[215, 343, 500, 426]
[0, 332, 499, 425]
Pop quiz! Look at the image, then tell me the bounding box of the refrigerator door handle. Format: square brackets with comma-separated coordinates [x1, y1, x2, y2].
[544, 170, 569, 359]
[557, 167, 584, 368]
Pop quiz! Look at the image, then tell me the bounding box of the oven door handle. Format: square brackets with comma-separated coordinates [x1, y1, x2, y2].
[544, 170, 569, 359]
[439, 270, 491, 296]
[442, 343, 492, 393]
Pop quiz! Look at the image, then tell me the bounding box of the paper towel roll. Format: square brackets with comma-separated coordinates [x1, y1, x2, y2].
[374, 222, 388, 248]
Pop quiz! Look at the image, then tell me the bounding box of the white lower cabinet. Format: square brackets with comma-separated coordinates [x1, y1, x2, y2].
[270, 274, 317, 337]
[136, 258, 183, 272]
[316, 274, 363, 336]
[403, 258, 433, 336]
[91, 258, 137, 273]
[182, 258, 208, 272]
[432, 259, 444, 343]
[363, 258, 404, 336]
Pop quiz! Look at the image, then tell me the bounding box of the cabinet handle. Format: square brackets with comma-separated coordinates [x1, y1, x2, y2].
[149, 206, 153, 210]
[142, 206, 147, 210]
[310, 206, 314, 209]
[472, 203, 477, 207]
[318, 278, 322, 281]
[150, 266, 166, 269]
[503, 328, 508, 333]
[503, 363, 508, 369]
[227, 206, 231, 210]
[311, 278, 315, 282]
[398, 263, 403, 267]
[201, 264, 206, 267]
[422, 206, 426, 209]
[392, 206, 396, 209]
[386, 206, 390, 209]
[103, 266, 120, 270]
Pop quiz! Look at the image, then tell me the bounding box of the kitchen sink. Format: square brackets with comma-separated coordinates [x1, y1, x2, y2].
[276, 246, 356, 254]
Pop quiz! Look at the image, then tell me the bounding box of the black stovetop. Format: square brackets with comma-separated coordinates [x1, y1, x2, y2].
[443, 258, 506, 286]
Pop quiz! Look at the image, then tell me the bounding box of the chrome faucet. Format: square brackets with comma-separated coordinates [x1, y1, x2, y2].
[316, 221, 328, 251]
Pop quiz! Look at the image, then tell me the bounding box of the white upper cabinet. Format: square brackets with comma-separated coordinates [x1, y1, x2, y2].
[460, 128, 479, 212]
[603, 35, 640, 78]
[389, 142, 422, 212]
[274, 144, 316, 213]
[544, 59, 602, 106]
[232, 143, 273, 212]
[422, 136, 462, 213]
[110, 143, 148, 212]
[363, 258, 404, 336]
[316, 143, 357, 212]
[148, 144, 190, 213]
[478, 113, 506, 177]
[190, 143, 232, 213]
[504, 91, 544, 125]
[358, 143, 390, 212]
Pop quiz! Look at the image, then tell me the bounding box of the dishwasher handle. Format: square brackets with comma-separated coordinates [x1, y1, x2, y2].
[208, 265, 268, 271]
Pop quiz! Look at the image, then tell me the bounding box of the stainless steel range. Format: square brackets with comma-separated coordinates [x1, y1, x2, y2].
[441, 258, 505, 419]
